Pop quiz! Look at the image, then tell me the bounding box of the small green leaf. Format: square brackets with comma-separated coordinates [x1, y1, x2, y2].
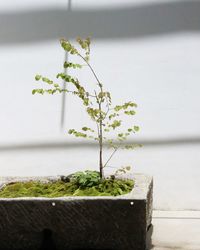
[35, 75, 42, 81]
[60, 39, 72, 52]
[125, 166, 131, 171]
[68, 129, 75, 134]
[124, 110, 136, 115]
[134, 126, 140, 132]
[118, 133, 123, 137]
[64, 62, 82, 69]
[82, 127, 88, 131]
[42, 77, 53, 84]
[109, 120, 122, 130]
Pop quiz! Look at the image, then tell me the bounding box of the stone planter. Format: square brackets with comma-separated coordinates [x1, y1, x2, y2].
[0, 174, 153, 250]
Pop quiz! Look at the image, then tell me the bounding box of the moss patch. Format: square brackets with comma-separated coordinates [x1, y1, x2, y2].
[0, 178, 134, 198]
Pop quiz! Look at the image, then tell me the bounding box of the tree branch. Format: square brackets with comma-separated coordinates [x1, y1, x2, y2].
[103, 147, 118, 169]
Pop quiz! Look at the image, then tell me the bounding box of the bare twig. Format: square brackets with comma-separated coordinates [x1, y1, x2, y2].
[103, 147, 118, 169]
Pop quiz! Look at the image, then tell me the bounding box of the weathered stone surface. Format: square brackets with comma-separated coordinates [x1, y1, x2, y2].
[0, 174, 153, 250]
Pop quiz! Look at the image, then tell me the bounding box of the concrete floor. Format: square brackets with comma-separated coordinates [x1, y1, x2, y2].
[151, 211, 200, 250]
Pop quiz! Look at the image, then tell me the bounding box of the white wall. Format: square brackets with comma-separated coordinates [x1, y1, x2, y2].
[0, 0, 200, 210]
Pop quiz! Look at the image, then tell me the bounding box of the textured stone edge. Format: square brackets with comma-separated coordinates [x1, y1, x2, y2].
[0, 173, 153, 201]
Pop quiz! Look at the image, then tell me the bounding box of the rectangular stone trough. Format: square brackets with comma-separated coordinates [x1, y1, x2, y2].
[0, 174, 153, 250]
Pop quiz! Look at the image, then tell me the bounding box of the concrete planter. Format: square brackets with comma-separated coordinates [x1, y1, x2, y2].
[0, 174, 153, 250]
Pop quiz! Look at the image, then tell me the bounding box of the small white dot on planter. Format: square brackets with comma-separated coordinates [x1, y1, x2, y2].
[130, 201, 134, 206]
[52, 202, 56, 206]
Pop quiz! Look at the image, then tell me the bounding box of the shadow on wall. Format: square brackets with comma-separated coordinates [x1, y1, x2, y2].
[0, 0, 200, 45]
[1, 137, 200, 152]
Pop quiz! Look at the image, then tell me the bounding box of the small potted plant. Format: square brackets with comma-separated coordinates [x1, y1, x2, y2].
[0, 38, 153, 250]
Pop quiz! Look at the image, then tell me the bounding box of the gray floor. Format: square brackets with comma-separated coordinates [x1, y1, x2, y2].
[151, 211, 200, 250]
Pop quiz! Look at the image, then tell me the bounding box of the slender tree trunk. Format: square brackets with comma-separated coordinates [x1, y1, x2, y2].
[79, 54, 104, 178]
[99, 119, 103, 179]
[99, 100, 104, 179]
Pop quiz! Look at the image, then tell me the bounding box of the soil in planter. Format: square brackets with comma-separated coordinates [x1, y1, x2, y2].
[0, 178, 134, 198]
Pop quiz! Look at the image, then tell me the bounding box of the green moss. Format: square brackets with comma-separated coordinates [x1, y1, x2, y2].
[0, 179, 134, 198]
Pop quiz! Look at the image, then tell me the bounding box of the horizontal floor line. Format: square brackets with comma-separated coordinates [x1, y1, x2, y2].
[153, 217, 200, 220]
[153, 210, 200, 219]
[1, 136, 200, 151]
